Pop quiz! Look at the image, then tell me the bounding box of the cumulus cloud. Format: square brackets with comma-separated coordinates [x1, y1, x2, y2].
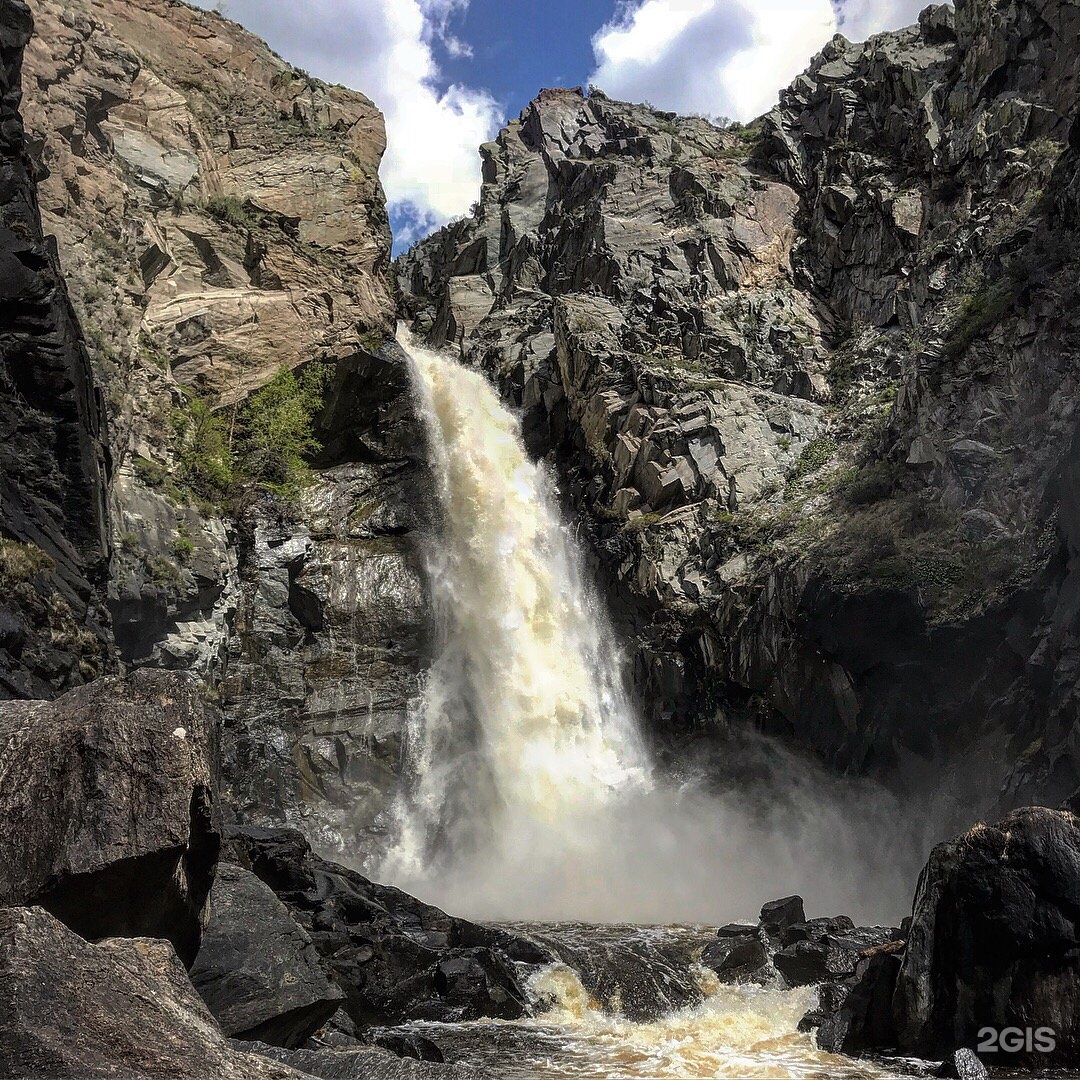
[200, 0, 500, 236]
[589, 0, 943, 123]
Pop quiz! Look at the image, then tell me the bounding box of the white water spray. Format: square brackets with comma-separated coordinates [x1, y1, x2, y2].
[378, 330, 925, 924]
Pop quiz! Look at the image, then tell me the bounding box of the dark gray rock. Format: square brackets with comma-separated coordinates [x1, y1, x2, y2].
[935, 1048, 988, 1080]
[0, 670, 221, 966]
[190, 863, 344, 1047]
[810, 951, 902, 1054]
[700, 932, 768, 982]
[225, 826, 544, 1026]
[774, 921, 896, 987]
[0, 906, 305, 1079]
[759, 895, 806, 934]
[0, 0, 110, 701]
[895, 806, 1080, 1067]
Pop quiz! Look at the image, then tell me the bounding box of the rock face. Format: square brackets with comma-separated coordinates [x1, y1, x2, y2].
[0, 0, 110, 699]
[399, 1, 1080, 825]
[225, 826, 544, 1026]
[190, 863, 344, 1047]
[0, 906, 307, 1079]
[894, 806, 1080, 1067]
[0, 670, 221, 966]
[221, 344, 434, 862]
[15, 0, 431, 859]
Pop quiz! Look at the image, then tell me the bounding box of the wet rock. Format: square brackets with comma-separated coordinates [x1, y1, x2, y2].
[0, 670, 220, 966]
[371, 1032, 446, 1063]
[701, 926, 768, 982]
[810, 951, 902, 1054]
[759, 895, 806, 934]
[774, 920, 897, 987]
[234, 1040, 476, 1079]
[190, 863, 345, 1047]
[225, 826, 542, 1025]
[895, 807, 1080, 1067]
[0, 907, 304, 1079]
[935, 1048, 988, 1080]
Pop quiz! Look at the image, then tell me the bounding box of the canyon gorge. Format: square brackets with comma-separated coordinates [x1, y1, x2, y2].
[1, 0, 1080, 1077]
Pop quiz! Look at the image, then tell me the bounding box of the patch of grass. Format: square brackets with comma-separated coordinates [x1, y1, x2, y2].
[943, 280, 1017, 361]
[0, 539, 54, 583]
[205, 195, 258, 229]
[146, 555, 183, 588]
[173, 525, 195, 565]
[845, 459, 901, 506]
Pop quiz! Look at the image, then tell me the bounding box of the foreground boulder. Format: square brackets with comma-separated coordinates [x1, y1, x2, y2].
[0, 671, 221, 965]
[190, 863, 344, 1047]
[895, 806, 1080, 1067]
[226, 826, 547, 1025]
[0, 906, 304, 1079]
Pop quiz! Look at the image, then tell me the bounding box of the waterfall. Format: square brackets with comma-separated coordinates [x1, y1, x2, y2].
[379, 329, 651, 911]
[378, 329, 921, 926]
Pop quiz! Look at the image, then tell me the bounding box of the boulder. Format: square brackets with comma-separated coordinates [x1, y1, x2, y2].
[895, 807, 1080, 1067]
[0, 670, 221, 965]
[0, 906, 304, 1079]
[700, 924, 768, 982]
[225, 826, 543, 1025]
[190, 863, 344, 1047]
[935, 1048, 989, 1080]
[773, 919, 896, 987]
[759, 895, 806, 934]
[810, 951, 902, 1054]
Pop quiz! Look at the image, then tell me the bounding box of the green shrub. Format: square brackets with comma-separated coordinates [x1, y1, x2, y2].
[237, 364, 328, 504]
[787, 437, 837, 491]
[173, 398, 235, 503]
[134, 456, 169, 489]
[205, 195, 257, 229]
[943, 281, 1016, 360]
[173, 525, 195, 565]
[846, 460, 900, 506]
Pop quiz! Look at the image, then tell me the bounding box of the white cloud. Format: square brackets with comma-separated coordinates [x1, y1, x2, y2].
[834, 0, 931, 40]
[589, 0, 941, 123]
[199, 0, 500, 231]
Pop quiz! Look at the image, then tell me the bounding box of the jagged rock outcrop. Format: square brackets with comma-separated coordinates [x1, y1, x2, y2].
[0, 906, 308, 1079]
[190, 863, 345, 1048]
[0, 669, 220, 966]
[0, 0, 110, 699]
[225, 826, 548, 1026]
[221, 343, 433, 862]
[17, 0, 432, 857]
[894, 806, 1080, 1067]
[399, 0, 1080, 823]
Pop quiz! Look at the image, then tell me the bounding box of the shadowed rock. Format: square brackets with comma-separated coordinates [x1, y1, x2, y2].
[0, 670, 221, 965]
[895, 806, 1080, 1067]
[225, 826, 546, 1025]
[0, 906, 305, 1079]
[190, 863, 344, 1047]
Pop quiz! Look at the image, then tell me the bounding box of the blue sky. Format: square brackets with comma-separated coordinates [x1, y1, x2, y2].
[202, 0, 934, 252]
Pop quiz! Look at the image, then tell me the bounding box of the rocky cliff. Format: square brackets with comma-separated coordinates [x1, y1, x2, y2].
[0, 0, 110, 699]
[14, 0, 433, 857]
[398, 0, 1080, 827]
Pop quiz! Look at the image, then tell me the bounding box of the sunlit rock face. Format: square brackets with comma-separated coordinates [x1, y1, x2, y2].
[399, 1, 1080, 824]
[14, 0, 431, 853]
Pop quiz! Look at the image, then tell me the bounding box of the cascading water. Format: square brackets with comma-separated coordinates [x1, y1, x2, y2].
[380, 329, 653, 912]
